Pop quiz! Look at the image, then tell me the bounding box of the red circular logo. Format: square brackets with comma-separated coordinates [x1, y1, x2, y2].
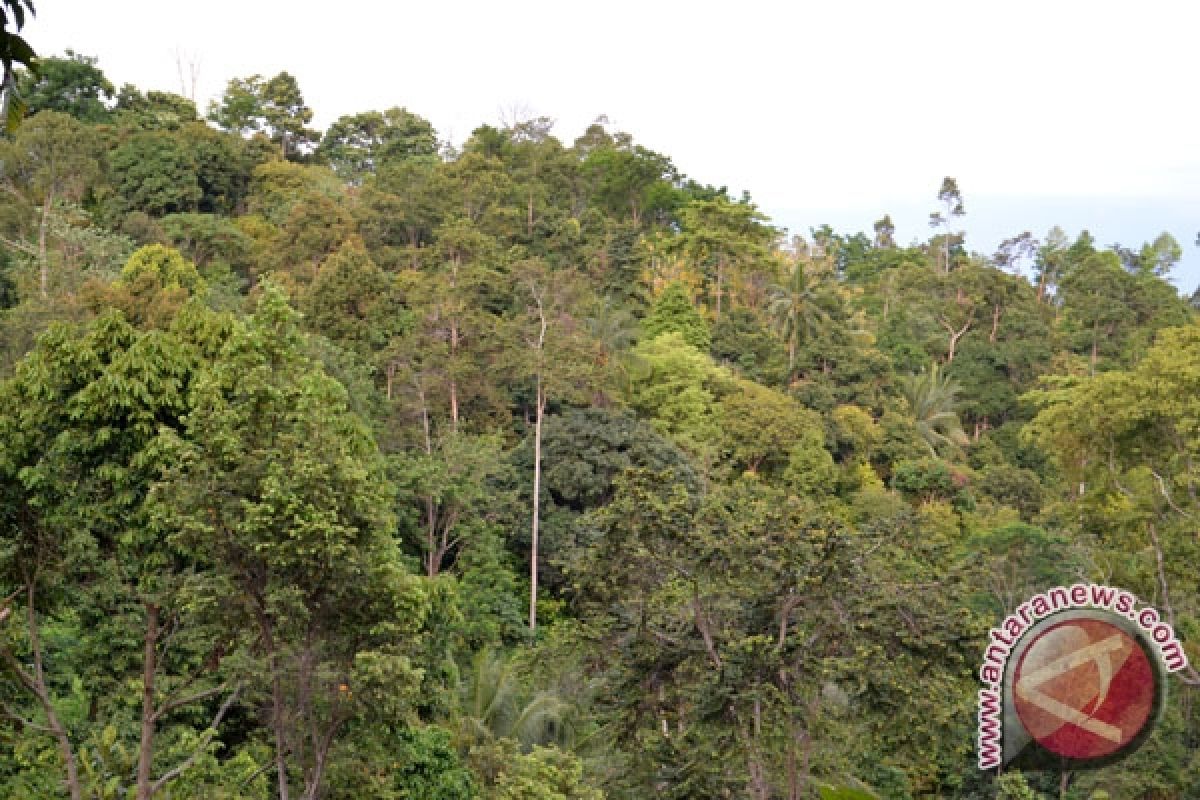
[1013, 618, 1155, 759]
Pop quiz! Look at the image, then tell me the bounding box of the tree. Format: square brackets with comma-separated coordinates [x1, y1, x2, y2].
[897, 362, 970, 457]
[1026, 325, 1200, 690]
[109, 131, 203, 216]
[0, 306, 248, 800]
[579, 126, 681, 227]
[83, 243, 207, 328]
[872, 214, 895, 249]
[1136, 231, 1182, 277]
[643, 281, 710, 350]
[150, 288, 426, 800]
[317, 107, 438, 183]
[767, 255, 835, 383]
[17, 50, 113, 123]
[0, 110, 101, 297]
[992, 231, 1037, 277]
[207, 71, 317, 159]
[301, 239, 390, 352]
[676, 196, 774, 320]
[1033, 225, 1069, 302]
[718, 377, 831, 482]
[927, 177, 964, 272]
[113, 87, 198, 130]
[510, 260, 602, 632]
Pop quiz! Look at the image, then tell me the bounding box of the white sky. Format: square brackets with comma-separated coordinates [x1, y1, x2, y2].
[31, 0, 1200, 291]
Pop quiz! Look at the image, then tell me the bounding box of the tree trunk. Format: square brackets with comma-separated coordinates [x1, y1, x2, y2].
[426, 495, 439, 578]
[715, 259, 725, 320]
[529, 379, 544, 632]
[787, 334, 796, 384]
[990, 303, 1001, 342]
[38, 190, 53, 299]
[259, 613, 290, 800]
[449, 256, 461, 432]
[136, 604, 159, 800]
[940, 312, 974, 364]
[1090, 321, 1099, 377]
[2, 584, 83, 800]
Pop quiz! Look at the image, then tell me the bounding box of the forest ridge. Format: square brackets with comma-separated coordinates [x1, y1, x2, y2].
[0, 54, 1198, 800]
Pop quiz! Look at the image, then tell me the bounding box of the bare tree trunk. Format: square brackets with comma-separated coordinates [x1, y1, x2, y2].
[990, 303, 1001, 342]
[939, 312, 974, 364]
[525, 279, 549, 633]
[136, 604, 159, 800]
[449, 255, 461, 432]
[529, 378, 544, 632]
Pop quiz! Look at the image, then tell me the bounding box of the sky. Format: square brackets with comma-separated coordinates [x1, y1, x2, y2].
[29, 0, 1200, 292]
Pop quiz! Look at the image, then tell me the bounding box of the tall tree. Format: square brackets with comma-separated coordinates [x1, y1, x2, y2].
[509, 260, 601, 632]
[767, 254, 835, 383]
[207, 71, 317, 160]
[927, 177, 964, 273]
[150, 288, 423, 800]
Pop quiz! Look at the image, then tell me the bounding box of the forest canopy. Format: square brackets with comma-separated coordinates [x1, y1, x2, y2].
[0, 52, 1197, 800]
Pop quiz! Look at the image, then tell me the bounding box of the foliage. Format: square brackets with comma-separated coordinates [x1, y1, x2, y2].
[1, 61, 1198, 799]
[643, 281, 710, 350]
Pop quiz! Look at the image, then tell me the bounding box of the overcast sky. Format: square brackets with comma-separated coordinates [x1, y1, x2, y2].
[31, 0, 1200, 292]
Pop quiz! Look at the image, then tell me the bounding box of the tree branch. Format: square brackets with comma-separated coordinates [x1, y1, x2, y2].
[1, 701, 53, 733]
[153, 683, 230, 723]
[150, 684, 241, 795]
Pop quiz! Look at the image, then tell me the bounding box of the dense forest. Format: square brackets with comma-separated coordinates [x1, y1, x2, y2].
[0, 51, 1198, 800]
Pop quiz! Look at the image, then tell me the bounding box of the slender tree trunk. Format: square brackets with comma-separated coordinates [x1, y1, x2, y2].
[38, 190, 53, 299]
[449, 255, 461, 432]
[990, 304, 1001, 342]
[1036, 272, 1047, 303]
[426, 496, 439, 578]
[136, 604, 160, 800]
[748, 698, 769, 800]
[1090, 321, 1101, 376]
[529, 380, 544, 632]
[787, 333, 797, 384]
[259, 613, 290, 800]
[1, 583, 83, 800]
[715, 259, 725, 320]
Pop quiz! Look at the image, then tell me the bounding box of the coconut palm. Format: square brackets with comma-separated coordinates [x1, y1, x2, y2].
[898, 362, 970, 456]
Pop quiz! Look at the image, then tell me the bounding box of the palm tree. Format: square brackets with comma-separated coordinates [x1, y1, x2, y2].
[898, 363, 970, 457]
[767, 258, 833, 383]
[452, 649, 572, 753]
